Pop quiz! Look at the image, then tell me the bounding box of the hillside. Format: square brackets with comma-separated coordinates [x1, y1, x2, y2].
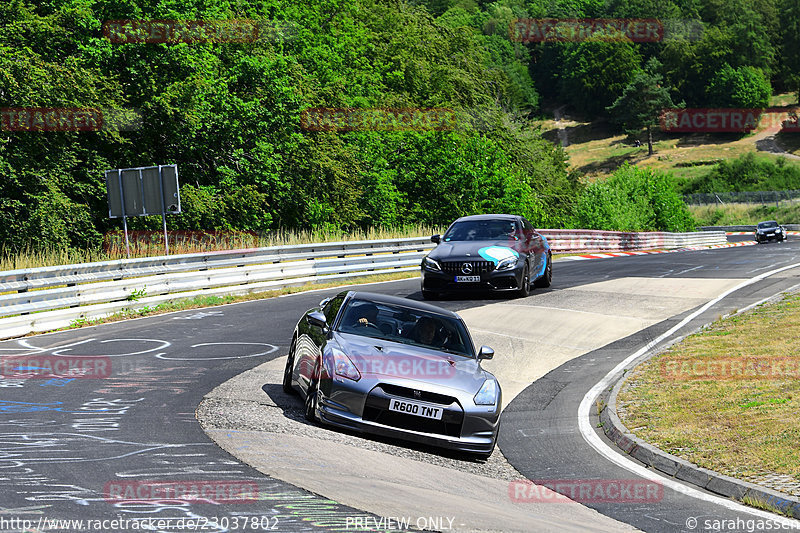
[540, 94, 800, 184]
[1, 0, 799, 254]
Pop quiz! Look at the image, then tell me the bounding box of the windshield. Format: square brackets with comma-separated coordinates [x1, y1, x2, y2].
[443, 220, 519, 242]
[758, 221, 778, 229]
[336, 298, 475, 358]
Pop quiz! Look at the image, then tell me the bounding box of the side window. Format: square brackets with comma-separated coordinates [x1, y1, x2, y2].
[522, 218, 535, 239]
[522, 218, 533, 232]
[322, 295, 345, 323]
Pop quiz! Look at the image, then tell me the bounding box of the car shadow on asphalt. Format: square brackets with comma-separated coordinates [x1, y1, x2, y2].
[260, 382, 490, 463]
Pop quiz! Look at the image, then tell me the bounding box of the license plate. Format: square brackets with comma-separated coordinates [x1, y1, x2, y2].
[388, 399, 443, 420]
[455, 275, 480, 283]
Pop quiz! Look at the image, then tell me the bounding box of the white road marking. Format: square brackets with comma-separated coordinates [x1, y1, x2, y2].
[156, 342, 277, 361]
[578, 261, 800, 524]
[658, 265, 703, 278]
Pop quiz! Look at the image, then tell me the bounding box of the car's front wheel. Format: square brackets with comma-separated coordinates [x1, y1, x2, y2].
[282, 337, 296, 394]
[517, 262, 530, 298]
[534, 252, 552, 288]
[304, 360, 320, 422]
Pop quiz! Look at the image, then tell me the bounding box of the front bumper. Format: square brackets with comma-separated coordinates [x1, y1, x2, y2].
[756, 232, 784, 242]
[316, 378, 500, 454]
[421, 264, 525, 293]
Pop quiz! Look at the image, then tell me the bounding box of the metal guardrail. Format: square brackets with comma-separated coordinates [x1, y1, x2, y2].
[0, 231, 728, 339]
[539, 229, 726, 254]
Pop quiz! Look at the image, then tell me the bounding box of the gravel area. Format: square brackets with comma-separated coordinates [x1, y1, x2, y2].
[197, 357, 523, 482]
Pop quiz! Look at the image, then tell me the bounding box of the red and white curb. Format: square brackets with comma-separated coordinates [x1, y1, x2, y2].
[726, 231, 800, 236]
[559, 240, 757, 261]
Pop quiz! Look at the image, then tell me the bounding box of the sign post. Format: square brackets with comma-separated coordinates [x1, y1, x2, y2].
[105, 164, 181, 257]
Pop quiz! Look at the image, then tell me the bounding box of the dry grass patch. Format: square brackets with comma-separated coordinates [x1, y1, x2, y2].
[689, 202, 800, 226]
[619, 292, 800, 480]
[0, 226, 442, 272]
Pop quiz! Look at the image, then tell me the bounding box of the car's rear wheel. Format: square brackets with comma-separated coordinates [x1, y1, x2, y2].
[534, 252, 552, 288]
[304, 360, 320, 422]
[282, 337, 296, 394]
[517, 263, 530, 298]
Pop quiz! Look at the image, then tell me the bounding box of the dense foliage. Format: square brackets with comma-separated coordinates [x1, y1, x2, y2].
[572, 164, 695, 232]
[2, 0, 798, 253]
[0, 0, 579, 251]
[685, 153, 800, 193]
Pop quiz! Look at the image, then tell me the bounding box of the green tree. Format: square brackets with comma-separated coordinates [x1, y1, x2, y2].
[606, 59, 682, 155]
[706, 64, 772, 108]
[779, 0, 800, 102]
[558, 39, 643, 116]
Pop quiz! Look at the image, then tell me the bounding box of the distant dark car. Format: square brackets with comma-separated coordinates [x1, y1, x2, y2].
[754, 221, 786, 243]
[420, 214, 551, 299]
[283, 291, 501, 458]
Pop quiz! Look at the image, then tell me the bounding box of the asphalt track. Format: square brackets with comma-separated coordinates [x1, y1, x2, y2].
[0, 235, 799, 533]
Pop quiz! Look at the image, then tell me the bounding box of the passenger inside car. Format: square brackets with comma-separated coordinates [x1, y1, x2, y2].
[411, 316, 439, 346]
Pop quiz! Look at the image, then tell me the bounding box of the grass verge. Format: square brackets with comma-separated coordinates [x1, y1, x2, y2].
[689, 203, 800, 226]
[618, 292, 800, 482]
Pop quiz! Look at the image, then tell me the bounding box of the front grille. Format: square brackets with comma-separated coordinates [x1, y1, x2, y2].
[442, 261, 495, 275]
[380, 384, 456, 406]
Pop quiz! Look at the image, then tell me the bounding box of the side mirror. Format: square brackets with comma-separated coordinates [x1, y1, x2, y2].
[307, 311, 328, 331]
[478, 346, 494, 360]
[319, 297, 332, 308]
[431, 234, 441, 244]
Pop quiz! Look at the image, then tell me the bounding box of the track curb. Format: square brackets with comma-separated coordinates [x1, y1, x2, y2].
[598, 351, 800, 520]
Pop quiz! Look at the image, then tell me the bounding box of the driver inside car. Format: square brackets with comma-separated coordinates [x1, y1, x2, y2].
[355, 303, 379, 327]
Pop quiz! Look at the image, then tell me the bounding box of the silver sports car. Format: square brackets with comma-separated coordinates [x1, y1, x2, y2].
[283, 290, 501, 458]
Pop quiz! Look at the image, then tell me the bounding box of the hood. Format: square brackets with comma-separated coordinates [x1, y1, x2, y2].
[334, 332, 490, 394]
[428, 240, 522, 264]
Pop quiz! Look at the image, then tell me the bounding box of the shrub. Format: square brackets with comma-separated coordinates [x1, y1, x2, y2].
[572, 164, 695, 231]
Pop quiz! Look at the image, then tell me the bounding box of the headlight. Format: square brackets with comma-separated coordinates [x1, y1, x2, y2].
[777, 228, 783, 233]
[474, 379, 498, 405]
[333, 350, 361, 381]
[496, 256, 518, 271]
[422, 256, 441, 272]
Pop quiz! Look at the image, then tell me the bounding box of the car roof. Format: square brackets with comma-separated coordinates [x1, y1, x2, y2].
[451, 213, 519, 222]
[346, 291, 460, 318]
